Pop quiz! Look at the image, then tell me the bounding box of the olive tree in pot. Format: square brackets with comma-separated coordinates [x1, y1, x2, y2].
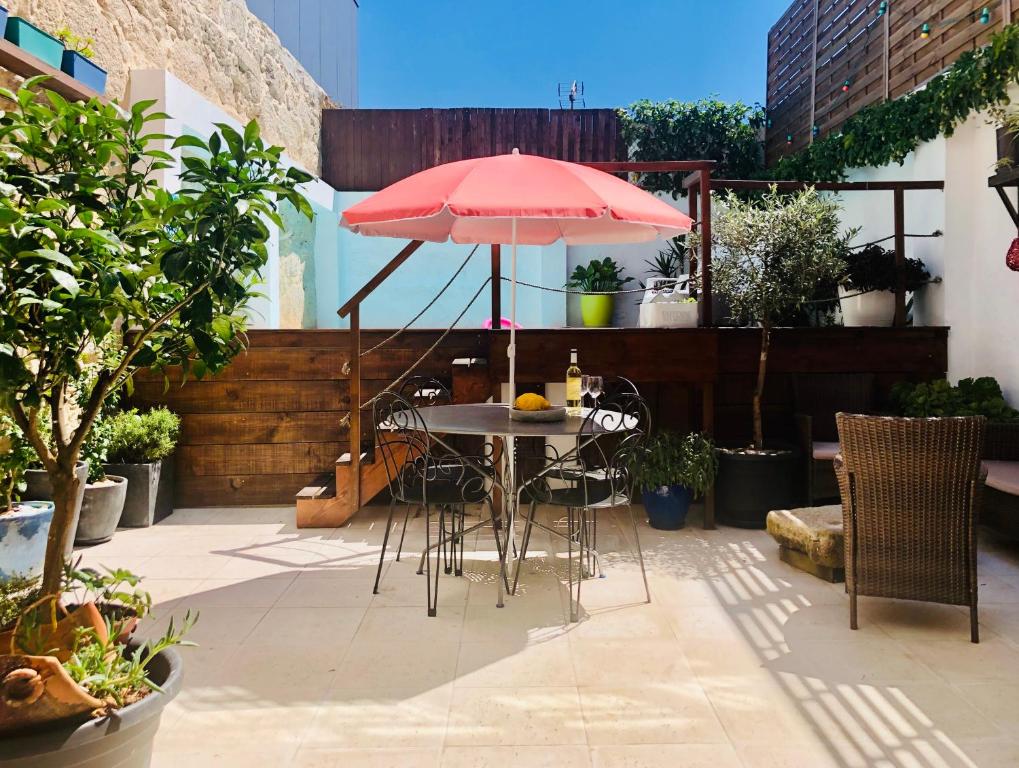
[838, 244, 931, 326]
[104, 408, 180, 528]
[631, 431, 718, 530]
[700, 187, 850, 528]
[0, 78, 311, 758]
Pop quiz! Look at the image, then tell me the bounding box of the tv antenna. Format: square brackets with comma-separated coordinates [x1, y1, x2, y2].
[558, 80, 585, 110]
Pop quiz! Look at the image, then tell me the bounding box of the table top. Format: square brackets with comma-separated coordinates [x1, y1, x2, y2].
[413, 403, 630, 437]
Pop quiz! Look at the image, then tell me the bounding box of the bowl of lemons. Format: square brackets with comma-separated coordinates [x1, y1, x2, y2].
[510, 393, 567, 422]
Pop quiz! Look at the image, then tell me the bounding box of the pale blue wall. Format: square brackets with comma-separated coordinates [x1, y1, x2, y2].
[329, 191, 567, 330]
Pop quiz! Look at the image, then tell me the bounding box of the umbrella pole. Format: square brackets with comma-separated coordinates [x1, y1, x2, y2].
[509, 217, 518, 405]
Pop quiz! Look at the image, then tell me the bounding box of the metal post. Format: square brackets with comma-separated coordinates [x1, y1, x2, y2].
[349, 304, 361, 512]
[491, 244, 501, 327]
[893, 187, 906, 326]
[699, 168, 713, 327]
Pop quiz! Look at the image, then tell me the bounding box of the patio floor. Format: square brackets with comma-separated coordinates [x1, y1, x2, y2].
[78, 503, 1019, 768]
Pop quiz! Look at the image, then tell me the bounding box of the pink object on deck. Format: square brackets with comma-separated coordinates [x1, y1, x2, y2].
[483, 317, 523, 330]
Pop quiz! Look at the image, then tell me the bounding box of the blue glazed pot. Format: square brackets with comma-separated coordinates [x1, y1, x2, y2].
[0, 500, 55, 581]
[641, 485, 693, 530]
[61, 49, 107, 94]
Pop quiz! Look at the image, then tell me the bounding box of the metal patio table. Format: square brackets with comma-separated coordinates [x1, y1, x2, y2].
[409, 402, 631, 608]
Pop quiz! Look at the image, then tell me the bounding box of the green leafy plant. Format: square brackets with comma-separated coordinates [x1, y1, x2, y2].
[63, 559, 152, 622]
[64, 612, 196, 710]
[630, 431, 718, 498]
[567, 257, 633, 293]
[841, 244, 931, 293]
[55, 26, 95, 59]
[0, 78, 313, 594]
[769, 24, 1019, 181]
[645, 238, 684, 279]
[106, 408, 181, 464]
[0, 412, 34, 512]
[0, 574, 41, 631]
[891, 377, 1019, 421]
[619, 98, 765, 197]
[699, 187, 851, 448]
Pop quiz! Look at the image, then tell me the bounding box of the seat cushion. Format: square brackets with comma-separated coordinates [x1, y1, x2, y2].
[983, 460, 1019, 496]
[812, 441, 840, 461]
[766, 505, 844, 569]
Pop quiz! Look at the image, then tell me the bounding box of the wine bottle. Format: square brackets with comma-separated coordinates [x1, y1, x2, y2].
[566, 349, 582, 416]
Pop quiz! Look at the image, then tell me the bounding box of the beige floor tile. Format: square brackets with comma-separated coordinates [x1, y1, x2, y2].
[445, 686, 586, 746]
[276, 573, 375, 608]
[152, 605, 266, 647]
[906, 637, 1019, 682]
[461, 602, 569, 645]
[159, 704, 319, 750]
[591, 744, 742, 768]
[304, 686, 452, 749]
[354, 605, 464, 646]
[955, 681, 1019, 733]
[734, 742, 849, 768]
[186, 574, 297, 608]
[456, 638, 576, 687]
[579, 684, 728, 745]
[442, 745, 592, 768]
[372, 575, 470, 608]
[772, 638, 941, 684]
[150, 746, 298, 768]
[336, 638, 459, 689]
[243, 606, 367, 649]
[294, 747, 441, 767]
[140, 554, 229, 579]
[566, 604, 677, 642]
[700, 674, 832, 746]
[570, 639, 694, 688]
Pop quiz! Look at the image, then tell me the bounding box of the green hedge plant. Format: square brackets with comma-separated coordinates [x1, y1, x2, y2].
[891, 377, 1019, 421]
[841, 245, 931, 293]
[107, 408, 181, 465]
[630, 431, 718, 498]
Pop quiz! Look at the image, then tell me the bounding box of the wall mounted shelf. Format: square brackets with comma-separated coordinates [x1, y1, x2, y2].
[0, 38, 105, 104]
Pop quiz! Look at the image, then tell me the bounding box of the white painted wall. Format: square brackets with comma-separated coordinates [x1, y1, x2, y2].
[831, 98, 1019, 403]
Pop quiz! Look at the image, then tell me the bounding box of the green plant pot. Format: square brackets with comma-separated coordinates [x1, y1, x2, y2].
[580, 294, 614, 327]
[5, 17, 64, 69]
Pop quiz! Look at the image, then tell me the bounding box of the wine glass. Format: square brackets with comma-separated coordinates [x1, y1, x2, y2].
[588, 376, 603, 409]
[580, 374, 591, 407]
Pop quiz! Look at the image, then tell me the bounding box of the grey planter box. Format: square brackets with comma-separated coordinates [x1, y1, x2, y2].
[76, 475, 127, 545]
[105, 459, 174, 527]
[22, 461, 89, 558]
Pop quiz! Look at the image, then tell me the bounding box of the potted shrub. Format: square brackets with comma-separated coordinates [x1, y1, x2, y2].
[104, 408, 180, 528]
[4, 16, 63, 69]
[567, 256, 633, 327]
[701, 187, 850, 527]
[56, 26, 107, 95]
[838, 244, 931, 326]
[631, 431, 717, 530]
[0, 415, 53, 582]
[891, 376, 1019, 420]
[639, 239, 699, 328]
[0, 79, 310, 756]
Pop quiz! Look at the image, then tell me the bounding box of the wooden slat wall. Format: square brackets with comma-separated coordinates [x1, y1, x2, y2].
[321, 108, 626, 190]
[766, 0, 1019, 165]
[129, 326, 947, 508]
[131, 329, 487, 507]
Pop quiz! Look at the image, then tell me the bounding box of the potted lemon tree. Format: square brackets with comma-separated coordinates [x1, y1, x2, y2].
[0, 78, 311, 762]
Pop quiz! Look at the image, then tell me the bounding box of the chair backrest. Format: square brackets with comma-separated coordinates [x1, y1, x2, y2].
[399, 376, 452, 408]
[577, 392, 652, 504]
[795, 373, 875, 442]
[373, 390, 432, 503]
[835, 413, 985, 604]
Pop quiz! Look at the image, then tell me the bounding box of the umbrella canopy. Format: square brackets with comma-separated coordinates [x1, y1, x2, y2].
[340, 150, 694, 403]
[341, 150, 693, 244]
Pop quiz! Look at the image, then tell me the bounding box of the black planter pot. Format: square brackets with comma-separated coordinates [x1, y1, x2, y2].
[715, 447, 800, 529]
[641, 485, 693, 530]
[0, 647, 182, 768]
[22, 461, 89, 558]
[104, 462, 166, 528]
[76, 475, 128, 545]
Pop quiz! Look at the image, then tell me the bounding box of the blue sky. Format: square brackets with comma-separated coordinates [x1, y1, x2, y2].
[359, 0, 792, 109]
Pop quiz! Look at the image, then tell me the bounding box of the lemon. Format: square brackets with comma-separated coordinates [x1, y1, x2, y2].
[514, 393, 551, 411]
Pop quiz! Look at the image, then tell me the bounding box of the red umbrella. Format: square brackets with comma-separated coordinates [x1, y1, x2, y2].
[341, 149, 693, 399]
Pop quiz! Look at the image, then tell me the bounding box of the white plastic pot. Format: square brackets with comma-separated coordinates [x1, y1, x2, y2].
[838, 286, 895, 327]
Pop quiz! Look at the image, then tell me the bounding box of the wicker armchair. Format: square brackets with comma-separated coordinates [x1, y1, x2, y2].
[834, 413, 986, 643]
[794, 373, 875, 504]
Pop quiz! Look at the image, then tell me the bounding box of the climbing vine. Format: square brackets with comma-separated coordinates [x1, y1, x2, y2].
[770, 23, 1019, 181]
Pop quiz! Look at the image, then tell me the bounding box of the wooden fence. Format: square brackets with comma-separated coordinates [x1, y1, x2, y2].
[766, 0, 1018, 164]
[321, 108, 625, 190]
[132, 327, 947, 508]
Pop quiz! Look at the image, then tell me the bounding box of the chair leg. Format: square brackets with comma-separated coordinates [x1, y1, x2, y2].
[373, 498, 398, 595]
[511, 500, 537, 596]
[627, 503, 651, 604]
[971, 604, 980, 644]
[455, 505, 465, 577]
[394, 504, 415, 562]
[444, 504, 454, 575]
[426, 505, 441, 618]
[487, 499, 511, 595]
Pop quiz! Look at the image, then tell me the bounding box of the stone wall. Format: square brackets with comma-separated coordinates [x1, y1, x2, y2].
[7, 0, 330, 172]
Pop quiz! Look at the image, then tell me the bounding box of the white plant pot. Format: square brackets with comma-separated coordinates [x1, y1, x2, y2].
[838, 286, 895, 327]
[638, 301, 698, 328]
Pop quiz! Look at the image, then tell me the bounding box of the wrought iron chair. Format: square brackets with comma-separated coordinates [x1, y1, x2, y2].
[835, 413, 986, 642]
[371, 391, 503, 616]
[399, 376, 452, 407]
[512, 392, 652, 621]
